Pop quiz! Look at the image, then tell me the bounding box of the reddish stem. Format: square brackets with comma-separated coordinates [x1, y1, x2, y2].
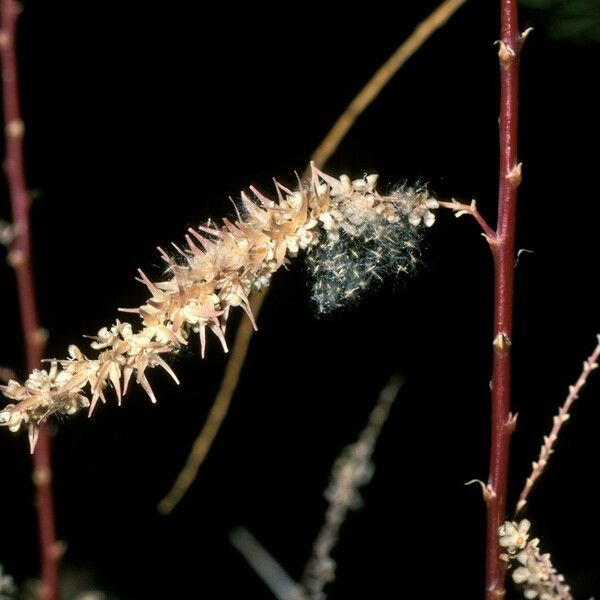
[485, 1, 522, 598]
[0, 1, 60, 599]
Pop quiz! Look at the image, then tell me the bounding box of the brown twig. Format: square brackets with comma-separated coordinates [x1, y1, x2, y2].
[159, 0, 468, 514]
[516, 336, 600, 514]
[158, 291, 266, 514]
[0, 2, 59, 599]
[485, 2, 526, 597]
[310, 0, 468, 168]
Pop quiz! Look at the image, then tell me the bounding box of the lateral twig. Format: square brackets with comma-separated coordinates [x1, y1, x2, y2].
[437, 198, 496, 241]
[516, 336, 600, 514]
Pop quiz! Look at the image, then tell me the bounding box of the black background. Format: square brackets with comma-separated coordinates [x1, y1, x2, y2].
[1, 1, 599, 598]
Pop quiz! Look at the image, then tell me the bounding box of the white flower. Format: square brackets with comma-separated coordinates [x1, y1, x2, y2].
[513, 566, 532, 584]
[408, 198, 439, 227]
[499, 519, 530, 553]
[505, 528, 572, 600]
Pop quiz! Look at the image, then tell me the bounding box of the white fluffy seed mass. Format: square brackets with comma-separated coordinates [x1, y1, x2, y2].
[306, 183, 437, 313]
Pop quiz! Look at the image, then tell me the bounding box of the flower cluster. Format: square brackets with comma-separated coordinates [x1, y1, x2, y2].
[0, 165, 438, 447]
[499, 520, 572, 600]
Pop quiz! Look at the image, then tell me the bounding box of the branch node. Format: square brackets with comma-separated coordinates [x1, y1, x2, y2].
[465, 479, 496, 503]
[506, 162, 522, 187]
[506, 412, 518, 432]
[452, 198, 475, 218]
[32, 466, 52, 487]
[493, 333, 511, 352]
[50, 541, 66, 560]
[5, 118, 24, 138]
[437, 197, 496, 239]
[496, 40, 516, 65]
[6, 247, 23, 266]
[29, 327, 49, 347]
[0, 218, 14, 245]
[483, 232, 498, 247]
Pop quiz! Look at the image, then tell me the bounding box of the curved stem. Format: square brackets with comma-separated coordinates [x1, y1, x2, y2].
[158, 291, 267, 514]
[0, 2, 59, 598]
[310, 0, 468, 167]
[159, 0, 468, 514]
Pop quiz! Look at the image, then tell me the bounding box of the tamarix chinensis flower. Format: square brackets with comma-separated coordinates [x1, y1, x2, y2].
[0, 164, 438, 450]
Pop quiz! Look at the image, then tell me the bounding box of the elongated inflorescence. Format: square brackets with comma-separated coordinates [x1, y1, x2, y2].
[0, 164, 438, 449]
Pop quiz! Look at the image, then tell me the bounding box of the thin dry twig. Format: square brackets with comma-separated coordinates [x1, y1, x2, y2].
[310, 0, 468, 168]
[157, 292, 266, 514]
[158, 0, 467, 514]
[230, 528, 306, 600]
[516, 335, 600, 514]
